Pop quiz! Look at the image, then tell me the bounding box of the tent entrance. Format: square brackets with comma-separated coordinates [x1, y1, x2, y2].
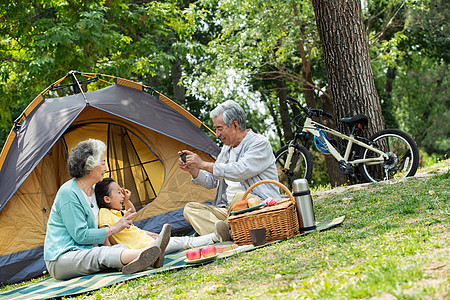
[63, 122, 164, 211]
[106, 124, 158, 210]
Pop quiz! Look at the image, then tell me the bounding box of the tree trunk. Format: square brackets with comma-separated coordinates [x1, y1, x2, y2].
[311, 0, 385, 186]
[382, 64, 398, 128]
[292, 2, 317, 109]
[385, 65, 396, 99]
[319, 93, 346, 186]
[302, 68, 316, 109]
[171, 59, 186, 104]
[266, 98, 284, 148]
[311, 0, 385, 137]
[277, 78, 292, 145]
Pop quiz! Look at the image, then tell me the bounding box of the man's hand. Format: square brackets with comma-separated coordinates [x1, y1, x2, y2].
[178, 151, 191, 171]
[184, 150, 214, 174]
[178, 150, 201, 178]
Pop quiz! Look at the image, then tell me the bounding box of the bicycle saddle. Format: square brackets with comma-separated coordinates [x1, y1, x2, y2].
[340, 114, 368, 126]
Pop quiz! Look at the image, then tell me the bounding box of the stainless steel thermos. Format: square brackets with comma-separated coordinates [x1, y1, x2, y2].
[292, 179, 316, 232]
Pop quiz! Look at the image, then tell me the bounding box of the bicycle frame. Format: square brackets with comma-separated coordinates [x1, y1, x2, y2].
[301, 117, 388, 166]
[279, 96, 419, 183]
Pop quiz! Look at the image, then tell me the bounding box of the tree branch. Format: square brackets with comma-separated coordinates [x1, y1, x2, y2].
[256, 69, 331, 100]
[368, 0, 407, 47]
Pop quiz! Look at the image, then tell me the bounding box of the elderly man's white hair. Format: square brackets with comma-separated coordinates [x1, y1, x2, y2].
[210, 100, 247, 130]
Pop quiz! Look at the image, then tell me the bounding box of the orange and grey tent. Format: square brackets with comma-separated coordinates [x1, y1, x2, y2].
[0, 71, 220, 285]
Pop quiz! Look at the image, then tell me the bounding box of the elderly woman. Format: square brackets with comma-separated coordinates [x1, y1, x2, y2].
[44, 139, 167, 280]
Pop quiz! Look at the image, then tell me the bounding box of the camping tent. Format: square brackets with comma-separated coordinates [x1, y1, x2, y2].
[0, 71, 220, 285]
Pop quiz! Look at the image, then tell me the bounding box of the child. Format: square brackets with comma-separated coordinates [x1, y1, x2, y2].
[95, 178, 229, 266]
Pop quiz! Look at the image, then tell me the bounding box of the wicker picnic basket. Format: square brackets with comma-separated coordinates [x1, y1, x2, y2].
[228, 180, 300, 245]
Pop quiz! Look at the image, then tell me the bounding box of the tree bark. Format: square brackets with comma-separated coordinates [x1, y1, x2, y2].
[382, 64, 398, 128]
[171, 59, 186, 104]
[292, 2, 317, 109]
[277, 78, 292, 144]
[311, 0, 385, 137]
[266, 98, 284, 147]
[385, 65, 396, 99]
[311, 0, 385, 186]
[319, 93, 344, 186]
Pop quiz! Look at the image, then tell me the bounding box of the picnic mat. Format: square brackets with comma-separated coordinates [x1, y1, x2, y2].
[0, 215, 345, 300]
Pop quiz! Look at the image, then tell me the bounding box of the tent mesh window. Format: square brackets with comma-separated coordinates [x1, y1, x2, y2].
[107, 124, 157, 210]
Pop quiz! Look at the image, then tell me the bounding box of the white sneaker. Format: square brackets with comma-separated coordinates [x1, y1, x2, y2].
[153, 224, 171, 268]
[122, 245, 160, 275]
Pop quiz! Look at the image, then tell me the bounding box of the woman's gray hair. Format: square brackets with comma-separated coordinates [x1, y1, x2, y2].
[67, 139, 106, 178]
[210, 100, 247, 130]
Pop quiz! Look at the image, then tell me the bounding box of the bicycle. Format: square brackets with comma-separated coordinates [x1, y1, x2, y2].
[275, 96, 420, 188]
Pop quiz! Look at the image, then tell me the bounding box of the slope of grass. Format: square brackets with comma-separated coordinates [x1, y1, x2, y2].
[1, 161, 449, 299]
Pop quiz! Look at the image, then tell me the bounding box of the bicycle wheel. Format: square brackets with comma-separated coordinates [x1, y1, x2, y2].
[359, 129, 419, 182]
[275, 144, 313, 190]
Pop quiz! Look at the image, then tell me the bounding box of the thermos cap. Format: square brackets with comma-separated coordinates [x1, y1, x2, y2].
[292, 178, 309, 192]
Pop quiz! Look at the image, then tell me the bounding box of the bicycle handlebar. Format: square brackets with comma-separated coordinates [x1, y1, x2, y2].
[286, 96, 333, 119]
[322, 111, 333, 119]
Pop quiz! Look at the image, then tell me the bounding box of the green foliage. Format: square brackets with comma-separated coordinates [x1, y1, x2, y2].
[392, 57, 449, 155]
[404, 0, 450, 64]
[0, 0, 201, 148]
[368, 0, 449, 157]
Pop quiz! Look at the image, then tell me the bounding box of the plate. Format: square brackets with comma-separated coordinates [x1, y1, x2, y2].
[184, 254, 219, 264]
[231, 202, 264, 214]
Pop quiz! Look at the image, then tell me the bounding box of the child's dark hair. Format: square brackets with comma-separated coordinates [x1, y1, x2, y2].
[95, 177, 115, 209]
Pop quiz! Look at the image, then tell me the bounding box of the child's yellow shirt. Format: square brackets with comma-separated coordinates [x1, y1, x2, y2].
[98, 208, 155, 249]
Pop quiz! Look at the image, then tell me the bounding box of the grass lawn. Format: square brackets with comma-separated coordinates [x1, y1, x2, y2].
[1, 160, 449, 299]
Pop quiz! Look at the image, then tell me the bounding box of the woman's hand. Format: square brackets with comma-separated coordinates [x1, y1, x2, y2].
[99, 227, 112, 246]
[146, 231, 159, 239]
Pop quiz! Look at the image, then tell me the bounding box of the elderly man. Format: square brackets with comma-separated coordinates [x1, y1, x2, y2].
[178, 100, 281, 239]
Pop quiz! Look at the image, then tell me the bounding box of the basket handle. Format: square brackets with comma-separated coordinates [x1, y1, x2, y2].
[242, 179, 295, 203]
